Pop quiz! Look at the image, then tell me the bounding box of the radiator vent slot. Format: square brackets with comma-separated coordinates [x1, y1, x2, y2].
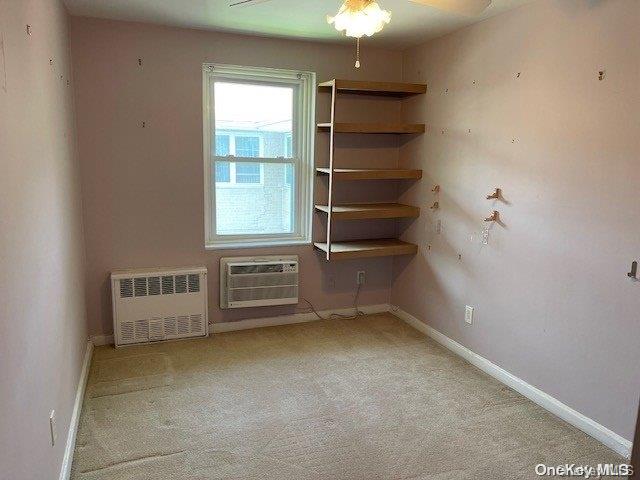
[149, 318, 163, 340]
[188, 274, 200, 293]
[120, 279, 133, 298]
[135, 319, 149, 341]
[175, 275, 187, 294]
[190, 314, 203, 333]
[112, 267, 208, 347]
[148, 277, 161, 295]
[134, 277, 147, 296]
[177, 315, 190, 335]
[119, 274, 204, 298]
[162, 275, 174, 295]
[120, 321, 134, 342]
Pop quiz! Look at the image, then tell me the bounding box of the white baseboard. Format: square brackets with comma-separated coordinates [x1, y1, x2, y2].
[211, 303, 391, 333]
[90, 334, 114, 346]
[391, 307, 632, 459]
[90, 304, 391, 341]
[59, 340, 93, 480]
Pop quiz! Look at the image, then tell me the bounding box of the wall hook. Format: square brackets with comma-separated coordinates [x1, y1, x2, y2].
[486, 188, 501, 200]
[628, 261, 638, 279]
[432, 185, 440, 193]
[484, 210, 499, 222]
[430, 201, 439, 210]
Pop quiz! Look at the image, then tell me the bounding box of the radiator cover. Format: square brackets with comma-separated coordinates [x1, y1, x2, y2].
[111, 266, 208, 347]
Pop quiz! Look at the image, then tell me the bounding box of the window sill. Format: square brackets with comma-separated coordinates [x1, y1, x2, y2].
[205, 239, 312, 250]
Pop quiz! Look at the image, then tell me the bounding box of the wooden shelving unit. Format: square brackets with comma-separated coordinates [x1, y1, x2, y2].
[316, 167, 422, 180]
[313, 239, 419, 260]
[315, 78, 427, 261]
[317, 122, 425, 134]
[318, 79, 427, 97]
[314, 203, 419, 220]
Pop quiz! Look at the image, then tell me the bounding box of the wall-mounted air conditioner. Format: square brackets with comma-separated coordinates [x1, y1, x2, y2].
[220, 255, 298, 309]
[111, 266, 208, 347]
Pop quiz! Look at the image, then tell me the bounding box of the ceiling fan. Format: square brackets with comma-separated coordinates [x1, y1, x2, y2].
[229, 0, 492, 67]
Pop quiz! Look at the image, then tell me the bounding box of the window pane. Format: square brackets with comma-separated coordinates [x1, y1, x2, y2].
[235, 162, 261, 184]
[284, 163, 294, 187]
[214, 82, 293, 159]
[215, 162, 294, 235]
[235, 136, 260, 158]
[215, 161, 230, 182]
[215, 135, 230, 156]
[285, 134, 292, 158]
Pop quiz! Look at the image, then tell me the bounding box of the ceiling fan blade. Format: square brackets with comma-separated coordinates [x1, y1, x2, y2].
[229, 0, 274, 7]
[408, 0, 491, 15]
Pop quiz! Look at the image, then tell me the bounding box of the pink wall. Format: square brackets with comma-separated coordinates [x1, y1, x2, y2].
[69, 17, 405, 336]
[393, 0, 640, 441]
[0, 1, 88, 478]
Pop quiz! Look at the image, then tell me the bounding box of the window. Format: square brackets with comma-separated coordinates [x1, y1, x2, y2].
[235, 136, 260, 157]
[284, 134, 293, 158]
[215, 135, 230, 156]
[235, 163, 261, 183]
[203, 64, 315, 248]
[214, 135, 263, 185]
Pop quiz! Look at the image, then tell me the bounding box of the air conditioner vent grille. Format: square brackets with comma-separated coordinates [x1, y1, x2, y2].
[229, 285, 298, 303]
[229, 272, 297, 289]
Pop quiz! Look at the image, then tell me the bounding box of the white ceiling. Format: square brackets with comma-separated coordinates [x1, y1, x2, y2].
[63, 0, 533, 49]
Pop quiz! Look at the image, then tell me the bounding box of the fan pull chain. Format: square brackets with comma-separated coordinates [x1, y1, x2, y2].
[355, 37, 361, 69]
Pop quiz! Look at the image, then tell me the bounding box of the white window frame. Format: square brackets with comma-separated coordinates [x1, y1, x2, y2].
[203, 64, 315, 249]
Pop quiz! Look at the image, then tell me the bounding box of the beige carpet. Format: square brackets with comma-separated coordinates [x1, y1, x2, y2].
[71, 313, 623, 480]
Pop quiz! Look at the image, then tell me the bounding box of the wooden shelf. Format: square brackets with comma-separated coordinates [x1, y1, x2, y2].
[315, 77, 425, 261]
[314, 239, 418, 260]
[316, 168, 422, 181]
[318, 79, 427, 97]
[315, 203, 420, 220]
[317, 122, 425, 134]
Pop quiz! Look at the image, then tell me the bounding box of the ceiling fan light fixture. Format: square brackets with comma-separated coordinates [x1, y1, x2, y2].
[327, 0, 391, 38]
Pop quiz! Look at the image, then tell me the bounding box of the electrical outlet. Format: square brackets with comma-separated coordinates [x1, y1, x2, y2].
[49, 410, 57, 446]
[436, 219, 442, 234]
[357, 271, 365, 285]
[465, 306, 474, 325]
